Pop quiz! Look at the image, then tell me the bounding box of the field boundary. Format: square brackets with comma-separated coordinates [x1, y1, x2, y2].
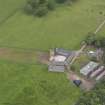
[94, 19, 105, 34]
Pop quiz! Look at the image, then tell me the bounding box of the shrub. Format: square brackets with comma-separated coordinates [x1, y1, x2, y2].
[34, 6, 48, 17]
[47, 0, 56, 10]
[25, 0, 78, 17]
[55, 0, 67, 3]
[84, 33, 96, 46]
[27, 0, 39, 8]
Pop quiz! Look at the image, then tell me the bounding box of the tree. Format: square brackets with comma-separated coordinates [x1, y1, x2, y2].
[55, 0, 67, 3]
[25, 0, 78, 17]
[84, 33, 96, 46]
[84, 33, 105, 48]
[25, 0, 49, 17]
[47, 0, 56, 10]
[34, 6, 48, 17]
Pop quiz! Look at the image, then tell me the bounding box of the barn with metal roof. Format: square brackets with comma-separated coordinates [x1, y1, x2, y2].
[48, 48, 75, 72]
[80, 61, 99, 76]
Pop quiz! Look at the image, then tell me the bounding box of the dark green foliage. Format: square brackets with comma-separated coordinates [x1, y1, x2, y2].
[47, 0, 56, 10]
[55, 0, 77, 4]
[75, 80, 105, 105]
[25, 0, 77, 17]
[84, 34, 105, 64]
[55, 0, 67, 3]
[84, 33, 105, 48]
[84, 33, 96, 46]
[25, 0, 49, 17]
[34, 6, 48, 17]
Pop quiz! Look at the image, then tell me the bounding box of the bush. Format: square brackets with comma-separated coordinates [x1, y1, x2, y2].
[34, 6, 48, 17]
[47, 0, 56, 10]
[84, 33, 96, 46]
[84, 33, 105, 48]
[55, 0, 67, 3]
[25, 0, 78, 17]
[27, 0, 39, 8]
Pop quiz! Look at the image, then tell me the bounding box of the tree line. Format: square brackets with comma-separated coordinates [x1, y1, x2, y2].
[24, 0, 77, 17]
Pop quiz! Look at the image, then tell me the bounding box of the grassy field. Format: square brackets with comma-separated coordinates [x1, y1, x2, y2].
[0, 60, 80, 105]
[0, 0, 105, 105]
[0, 0, 25, 23]
[0, 0, 105, 50]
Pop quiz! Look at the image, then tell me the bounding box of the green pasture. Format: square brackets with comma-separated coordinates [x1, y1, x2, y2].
[0, 0, 105, 105]
[0, 0, 25, 23]
[0, 0, 105, 50]
[0, 60, 80, 105]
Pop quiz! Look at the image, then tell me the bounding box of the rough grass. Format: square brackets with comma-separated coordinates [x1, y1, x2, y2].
[0, 0, 105, 105]
[0, 60, 80, 105]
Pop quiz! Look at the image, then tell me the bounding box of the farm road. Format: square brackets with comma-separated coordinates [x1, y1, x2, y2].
[67, 71, 95, 91]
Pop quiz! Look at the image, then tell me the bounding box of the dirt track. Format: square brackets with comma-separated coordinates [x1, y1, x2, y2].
[0, 48, 37, 63]
[67, 71, 95, 91]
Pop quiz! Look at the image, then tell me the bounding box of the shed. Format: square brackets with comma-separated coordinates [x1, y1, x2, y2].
[80, 61, 99, 76]
[55, 48, 73, 57]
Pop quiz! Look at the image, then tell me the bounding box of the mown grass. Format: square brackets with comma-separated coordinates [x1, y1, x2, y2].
[0, 0, 105, 105]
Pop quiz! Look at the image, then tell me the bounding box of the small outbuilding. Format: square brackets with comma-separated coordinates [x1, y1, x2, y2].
[87, 49, 103, 61]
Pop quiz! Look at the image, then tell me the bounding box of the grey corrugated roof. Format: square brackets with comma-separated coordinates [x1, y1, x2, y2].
[48, 65, 65, 72]
[96, 70, 105, 81]
[55, 48, 73, 57]
[51, 61, 66, 66]
[80, 62, 99, 76]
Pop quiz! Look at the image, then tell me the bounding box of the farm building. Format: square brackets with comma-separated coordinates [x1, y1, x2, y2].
[87, 49, 103, 61]
[80, 61, 105, 81]
[48, 48, 75, 72]
[80, 61, 99, 76]
[96, 70, 105, 81]
[90, 66, 104, 78]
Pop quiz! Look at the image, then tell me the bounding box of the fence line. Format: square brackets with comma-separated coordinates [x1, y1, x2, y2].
[94, 19, 105, 34]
